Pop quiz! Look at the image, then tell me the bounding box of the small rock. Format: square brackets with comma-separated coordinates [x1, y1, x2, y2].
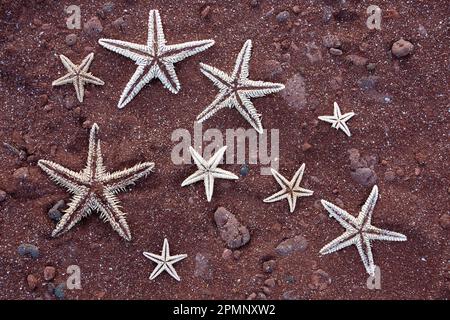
[247, 292, 257, 300]
[240, 164, 249, 177]
[276, 11, 290, 23]
[222, 248, 232, 260]
[275, 235, 308, 256]
[415, 152, 427, 165]
[262, 286, 271, 295]
[54, 283, 66, 299]
[414, 167, 421, 176]
[262, 260, 276, 273]
[282, 290, 299, 300]
[64, 96, 77, 110]
[250, 0, 259, 8]
[83, 17, 103, 36]
[214, 207, 250, 249]
[322, 6, 333, 23]
[301, 142, 312, 152]
[18, 244, 40, 259]
[65, 33, 77, 46]
[44, 266, 56, 281]
[322, 34, 341, 48]
[329, 48, 343, 56]
[0, 190, 6, 202]
[82, 120, 92, 129]
[345, 54, 368, 66]
[351, 167, 377, 187]
[201, 6, 211, 19]
[233, 250, 241, 260]
[38, 94, 49, 107]
[439, 214, 450, 229]
[391, 38, 414, 58]
[48, 200, 65, 222]
[308, 269, 331, 290]
[334, 198, 344, 208]
[292, 5, 301, 14]
[264, 278, 276, 288]
[27, 274, 38, 290]
[194, 253, 213, 280]
[367, 62, 377, 71]
[257, 292, 267, 300]
[102, 2, 114, 13]
[13, 167, 29, 180]
[112, 17, 126, 30]
[384, 170, 396, 182]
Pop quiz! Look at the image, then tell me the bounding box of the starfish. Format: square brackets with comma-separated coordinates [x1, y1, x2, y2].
[318, 102, 355, 137]
[263, 164, 314, 213]
[319, 185, 407, 276]
[52, 53, 104, 103]
[38, 123, 154, 241]
[181, 146, 238, 202]
[143, 238, 187, 281]
[196, 39, 285, 134]
[98, 9, 215, 109]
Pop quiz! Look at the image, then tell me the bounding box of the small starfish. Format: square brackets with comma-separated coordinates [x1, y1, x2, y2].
[99, 9, 215, 109]
[38, 123, 154, 241]
[196, 39, 285, 134]
[52, 53, 104, 103]
[181, 146, 238, 202]
[143, 238, 187, 281]
[318, 102, 355, 137]
[263, 164, 314, 213]
[320, 185, 407, 276]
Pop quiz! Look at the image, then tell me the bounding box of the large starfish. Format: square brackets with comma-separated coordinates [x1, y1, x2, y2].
[98, 9, 215, 109]
[263, 164, 314, 213]
[38, 123, 154, 241]
[196, 39, 285, 134]
[320, 185, 407, 276]
[318, 102, 355, 137]
[52, 53, 104, 103]
[143, 238, 187, 281]
[181, 146, 238, 202]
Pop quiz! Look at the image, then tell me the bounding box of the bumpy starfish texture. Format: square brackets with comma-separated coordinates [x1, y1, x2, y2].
[196, 40, 285, 134]
[38, 124, 154, 241]
[143, 238, 187, 281]
[52, 53, 104, 103]
[98, 9, 214, 109]
[320, 185, 407, 276]
[181, 146, 238, 202]
[318, 102, 355, 137]
[263, 164, 314, 213]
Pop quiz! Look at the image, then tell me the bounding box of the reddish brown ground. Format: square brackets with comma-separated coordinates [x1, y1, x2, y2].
[0, 0, 449, 300]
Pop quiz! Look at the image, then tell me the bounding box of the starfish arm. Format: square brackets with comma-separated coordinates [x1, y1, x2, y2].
[52, 73, 75, 86]
[263, 189, 289, 203]
[83, 123, 107, 178]
[143, 251, 164, 264]
[294, 187, 314, 197]
[211, 167, 239, 180]
[334, 102, 342, 118]
[79, 53, 95, 72]
[291, 164, 305, 188]
[339, 122, 352, 137]
[239, 79, 285, 98]
[82, 73, 105, 86]
[181, 170, 206, 187]
[359, 185, 378, 227]
[196, 91, 231, 122]
[232, 39, 252, 80]
[204, 173, 214, 202]
[188, 146, 208, 170]
[117, 64, 156, 109]
[156, 61, 180, 93]
[103, 162, 154, 193]
[163, 40, 215, 64]
[320, 199, 358, 231]
[207, 146, 227, 168]
[318, 115, 337, 124]
[365, 226, 407, 242]
[269, 168, 291, 190]
[58, 54, 77, 73]
[52, 192, 90, 237]
[165, 263, 182, 281]
[319, 230, 359, 255]
[340, 112, 355, 122]
[235, 92, 263, 133]
[149, 262, 167, 280]
[95, 194, 132, 241]
[199, 63, 233, 90]
[73, 76, 84, 102]
[98, 38, 149, 62]
[356, 235, 376, 276]
[288, 194, 297, 213]
[167, 254, 188, 264]
[147, 10, 166, 52]
[38, 160, 87, 193]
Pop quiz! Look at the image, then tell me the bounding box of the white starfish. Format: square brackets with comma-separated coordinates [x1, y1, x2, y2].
[263, 164, 314, 213]
[143, 238, 187, 281]
[196, 39, 285, 134]
[52, 53, 104, 103]
[38, 123, 154, 241]
[318, 102, 355, 137]
[181, 146, 238, 202]
[319, 185, 407, 276]
[98, 9, 215, 109]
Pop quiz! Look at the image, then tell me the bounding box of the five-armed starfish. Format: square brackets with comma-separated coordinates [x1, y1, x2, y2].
[318, 102, 355, 137]
[196, 39, 285, 134]
[38, 124, 154, 241]
[181, 146, 238, 202]
[263, 164, 314, 213]
[143, 238, 187, 281]
[320, 185, 407, 276]
[99, 9, 215, 108]
[52, 53, 104, 102]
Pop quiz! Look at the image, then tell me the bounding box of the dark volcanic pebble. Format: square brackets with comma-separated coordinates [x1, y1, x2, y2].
[275, 235, 308, 256]
[276, 11, 290, 23]
[48, 199, 65, 222]
[54, 283, 66, 299]
[262, 259, 276, 273]
[18, 243, 40, 259]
